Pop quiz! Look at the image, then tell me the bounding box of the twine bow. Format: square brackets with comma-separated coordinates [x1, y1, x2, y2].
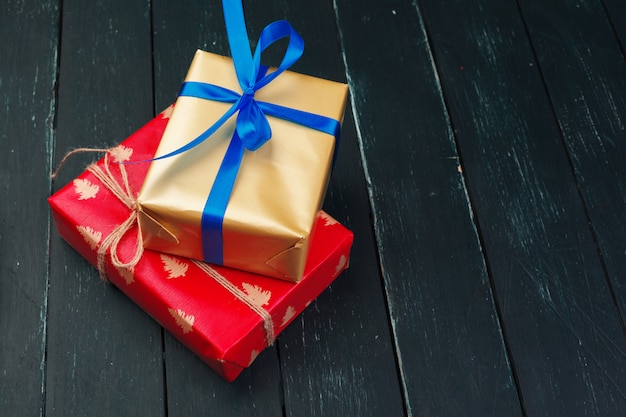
[86, 151, 144, 279]
[52, 147, 143, 280]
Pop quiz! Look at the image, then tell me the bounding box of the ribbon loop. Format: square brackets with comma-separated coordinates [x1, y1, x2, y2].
[252, 20, 304, 90]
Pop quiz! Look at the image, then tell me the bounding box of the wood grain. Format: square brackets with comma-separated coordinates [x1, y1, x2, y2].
[519, 0, 626, 316]
[267, 1, 406, 416]
[0, 1, 59, 415]
[335, 0, 523, 415]
[419, 0, 626, 415]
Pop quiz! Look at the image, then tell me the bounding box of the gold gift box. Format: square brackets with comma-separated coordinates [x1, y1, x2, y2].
[137, 50, 348, 282]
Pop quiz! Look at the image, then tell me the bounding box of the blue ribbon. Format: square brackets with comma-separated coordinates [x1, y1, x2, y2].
[154, 0, 341, 265]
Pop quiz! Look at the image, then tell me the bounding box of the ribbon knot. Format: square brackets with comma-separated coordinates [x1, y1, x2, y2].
[236, 91, 271, 151]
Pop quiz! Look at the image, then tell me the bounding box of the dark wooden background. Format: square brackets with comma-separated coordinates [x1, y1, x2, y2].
[2, 0, 626, 416]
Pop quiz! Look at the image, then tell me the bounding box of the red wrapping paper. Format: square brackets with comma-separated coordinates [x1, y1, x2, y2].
[48, 107, 353, 381]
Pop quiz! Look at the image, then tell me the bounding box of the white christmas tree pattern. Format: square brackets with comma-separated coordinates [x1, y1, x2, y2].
[335, 254, 347, 276]
[281, 306, 296, 326]
[77, 225, 102, 251]
[241, 283, 272, 307]
[319, 212, 338, 226]
[249, 350, 259, 366]
[115, 265, 135, 285]
[73, 178, 99, 200]
[160, 254, 188, 279]
[110, 145, 133, 163]
[160, 105, 174, 119]
[168, 308, 195, 334]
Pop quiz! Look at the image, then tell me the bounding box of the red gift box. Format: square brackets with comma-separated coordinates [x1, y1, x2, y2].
[48, 107, 353, 381]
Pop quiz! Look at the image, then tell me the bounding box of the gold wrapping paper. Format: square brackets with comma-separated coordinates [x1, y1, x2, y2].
[137, 50, 348, 282]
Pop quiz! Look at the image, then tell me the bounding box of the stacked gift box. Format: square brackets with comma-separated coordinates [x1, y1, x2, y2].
[48, 1, 351, 381]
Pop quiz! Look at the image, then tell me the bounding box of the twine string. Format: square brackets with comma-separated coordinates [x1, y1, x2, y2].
[86, 152, 143, 279]
[193, 260, 275, 346]
[51, 147, 143, 280]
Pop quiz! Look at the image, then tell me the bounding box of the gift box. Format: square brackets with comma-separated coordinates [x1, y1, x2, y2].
[136, 7, 348, 282]
[49, 109, 353, 381]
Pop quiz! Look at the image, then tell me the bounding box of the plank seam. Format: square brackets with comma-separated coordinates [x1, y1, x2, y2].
[600, 0, 626, 61]
[274, 342, 287, 417]
[148, 2, 169, 416]
[42, 0, 64, 415]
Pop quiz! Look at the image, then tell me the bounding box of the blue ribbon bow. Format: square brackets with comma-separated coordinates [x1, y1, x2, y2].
[154, 0, 341, 265]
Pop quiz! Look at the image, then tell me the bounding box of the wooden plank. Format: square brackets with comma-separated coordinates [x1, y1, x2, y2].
[0, 1, 59, 415]
[279, 105, 407, 417]
[265, 2, 407, 416]
[334, 0, 522, 416]
[519, 0, 626, 316]
[418, 0, 626, 415]
[46, 0, 166, 415]
[151, 2, 285, 415]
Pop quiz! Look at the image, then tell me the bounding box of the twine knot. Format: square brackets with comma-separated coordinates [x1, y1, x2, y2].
[52, 147, 143, 281]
